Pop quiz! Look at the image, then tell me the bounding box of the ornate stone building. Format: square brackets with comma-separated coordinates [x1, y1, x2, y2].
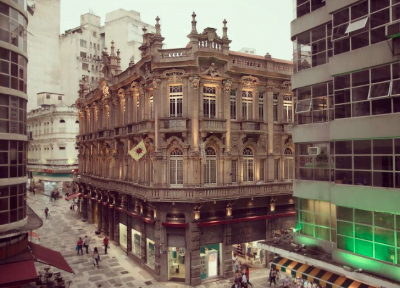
[75, 14, 295, 285]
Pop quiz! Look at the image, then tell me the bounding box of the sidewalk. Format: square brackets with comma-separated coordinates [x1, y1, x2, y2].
[25, 194, 281, 287]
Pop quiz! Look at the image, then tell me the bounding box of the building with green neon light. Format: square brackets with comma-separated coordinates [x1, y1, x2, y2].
[289, 0, 400, 286]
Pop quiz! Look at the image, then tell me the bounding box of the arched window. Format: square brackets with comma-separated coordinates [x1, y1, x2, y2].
[243, 148, 254, 182]
[284, 148, 293, 181]
[170, 148, 183, 186]
[204, 147, 217, 184]
[60, 119, 65, 123]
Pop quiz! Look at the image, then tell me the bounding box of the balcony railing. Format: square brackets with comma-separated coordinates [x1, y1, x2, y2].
[241, 121, 261, 131]
[161, 118, 187, 130]
[78, 174, 292, 202]
[199, 119, 227, 132]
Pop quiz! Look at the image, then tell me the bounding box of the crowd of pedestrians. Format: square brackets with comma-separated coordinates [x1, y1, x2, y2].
[75, 235, 110, 268]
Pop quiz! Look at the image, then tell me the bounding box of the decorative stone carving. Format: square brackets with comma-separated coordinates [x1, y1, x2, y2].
[189, 75, 200, 89]
[112, 98, 119, 106]
[240, 75, 259, 88]
[152, 78, 161, 91]
[139, 84, 145, 96]
[130, 82, 139, 94]
[201, 63, 220, 79]
[223, 78, 232, 92]
[117, 88, 125, 98]
[163, 69, 185, 82]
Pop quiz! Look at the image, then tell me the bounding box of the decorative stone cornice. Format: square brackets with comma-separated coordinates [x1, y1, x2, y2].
[152, 77, 161, 91]
[117, 88, 125, 98]
[163, 69, 185, 82]
[240, 75, 259, 88]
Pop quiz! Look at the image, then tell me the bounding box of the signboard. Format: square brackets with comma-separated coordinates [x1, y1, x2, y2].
[207, 250, 218, 278]
[299, 155, 334, 168]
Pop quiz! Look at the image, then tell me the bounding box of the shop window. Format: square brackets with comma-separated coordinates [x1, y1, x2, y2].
[146, 239, 155, 269]
[132, 228, 141, 258]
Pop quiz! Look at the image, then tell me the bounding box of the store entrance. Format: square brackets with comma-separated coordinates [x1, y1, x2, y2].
[168, 247, 185, 282]
[200, 244, 221, 280]
[232, 241, 265, 271]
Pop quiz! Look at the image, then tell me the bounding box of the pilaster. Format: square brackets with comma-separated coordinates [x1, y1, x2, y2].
[222, 223, 234, 279]
[189, 218, 201, 286]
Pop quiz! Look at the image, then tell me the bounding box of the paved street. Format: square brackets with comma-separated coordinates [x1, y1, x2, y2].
[25, 194, 282, 288]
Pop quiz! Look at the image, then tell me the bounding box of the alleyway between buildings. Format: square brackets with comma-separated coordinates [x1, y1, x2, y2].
[25, 194, 282, 288]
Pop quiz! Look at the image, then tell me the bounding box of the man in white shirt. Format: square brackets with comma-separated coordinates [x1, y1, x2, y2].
[283, 276, 289, 288]
[232, 255, 239, 272]
[84, 235, 90, 254]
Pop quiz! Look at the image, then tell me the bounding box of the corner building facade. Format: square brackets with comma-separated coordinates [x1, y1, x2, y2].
[76, 15, 295, 285]
[291, 0, 400, 286]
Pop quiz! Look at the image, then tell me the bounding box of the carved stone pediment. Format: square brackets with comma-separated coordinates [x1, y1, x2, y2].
[200, 63, 221, 79]
[163, 69, 185, 82]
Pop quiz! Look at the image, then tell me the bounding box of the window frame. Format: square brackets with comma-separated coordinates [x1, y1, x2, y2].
[203, 86, 217, 119]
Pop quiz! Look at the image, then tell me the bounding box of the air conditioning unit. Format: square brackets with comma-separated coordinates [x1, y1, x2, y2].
[386, 22, 400, 39]
[308, 147, 320, 156]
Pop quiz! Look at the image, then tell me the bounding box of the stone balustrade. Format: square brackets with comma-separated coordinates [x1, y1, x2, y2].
[241, 121, 261, 131]
[78, 174, 293, 202]
[159, 48, 191, 59]
[160, 118, 188, 130]
[199, 119, 227, 131]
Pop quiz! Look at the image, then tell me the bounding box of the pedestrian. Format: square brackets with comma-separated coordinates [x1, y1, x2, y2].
[44, 207, 49, 219]
[283, 276, 290, 288]
[84, 235, 90, 254]
[103, 235, 109, 254]
[232, 254, 239, 272]
[242, 271, 248, 288]
[245, 266, 253, 287]
[72, 198, 76, 211]
[76, 237, 83, 255]
[33, 188, 36, 195]
[269, 268, 277, 287]
[231, 280, 240, 288]
[93, 247, 100, 268]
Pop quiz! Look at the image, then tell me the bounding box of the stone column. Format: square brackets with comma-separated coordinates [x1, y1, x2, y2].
[141, 221, 147, 265]
[188, 216, 201, 286]
[114, 208, 120, 245]
[87, 196, 94, 224]
[109, 204, 114, 240]
[222, 222, 234, 278]
[278, 93, 283, 123]
[102, 201, 109, 235]
[267, 86, 275, 182]
[98, 199, 103, 231]
[254, 87, 259, 121]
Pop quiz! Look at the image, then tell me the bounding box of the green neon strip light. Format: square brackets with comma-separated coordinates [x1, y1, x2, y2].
[388, 33, 400, 39]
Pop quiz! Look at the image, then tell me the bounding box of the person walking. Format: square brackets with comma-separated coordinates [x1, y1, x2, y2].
[77, 237, 83, 255]
[269, 268, 277, 287]
[93, 247, 100, 268]
[232, 254, 239, 272]
[72, 198, 76, 211]
[245, 266, 253, 287]
[283, 276, 290, 288]
[103, 236, 109, 254]
[242, 271, 249, 288]
[83, 236, 90, 254]
[44, 207, 49, 219]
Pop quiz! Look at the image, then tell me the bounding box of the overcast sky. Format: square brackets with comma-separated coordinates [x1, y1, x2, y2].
[60, 0, 293, 61]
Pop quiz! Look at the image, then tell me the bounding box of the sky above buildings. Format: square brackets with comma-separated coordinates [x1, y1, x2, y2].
[60, 0, 293, 61]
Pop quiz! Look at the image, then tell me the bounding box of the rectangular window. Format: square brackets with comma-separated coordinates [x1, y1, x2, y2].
[80, 52, 86, 58]
[230, 90, 236, 120]
[274, 159, 280, 180]
[80, 39, 86, 48]
[90, 42, 92, 48]
[93, 31, 97, 37]
[273, 94, 278, 122]
[150, 95, 154, 119]
[59, 147, 65, 150]
[58, 96, 62, 100]
[204, 158, 217, 185]
[46, 94, 50, 99]
[203, 86, 216, 118]
[241, 90, 253, 120]
[259, 92, 264, 121]
[169, 85, 183, 117]
[283, 96, 293, 122]
[231, 160, 237, 183]
[259, 159, 265, 181]
[82, 63, 88, 70]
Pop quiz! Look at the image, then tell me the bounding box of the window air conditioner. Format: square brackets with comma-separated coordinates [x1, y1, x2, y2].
[308, 147, 320, 156]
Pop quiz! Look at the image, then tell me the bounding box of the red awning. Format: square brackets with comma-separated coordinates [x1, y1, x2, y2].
[0, 260, 38, 286]
[65, 193, 80, 201]
[29, 242, 74, 273]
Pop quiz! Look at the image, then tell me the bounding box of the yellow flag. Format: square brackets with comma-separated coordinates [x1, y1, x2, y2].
[129, 140, 147, 161]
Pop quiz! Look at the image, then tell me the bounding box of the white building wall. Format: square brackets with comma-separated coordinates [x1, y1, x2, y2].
[27, 0, 62, 111]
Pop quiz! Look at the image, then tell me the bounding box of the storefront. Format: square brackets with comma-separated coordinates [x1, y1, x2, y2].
[31, 173, 73, 195]
[131, 228, 142, 258]
[232, 241, 266, 268]
[119, 223, 128, 250]
[168, 247, 185, 281]
[146, 238, 155, 269]
[200, 244, 221, 280]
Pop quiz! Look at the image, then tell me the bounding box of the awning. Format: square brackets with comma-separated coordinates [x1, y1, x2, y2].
[0, 260, 38, 286]
[65, 193, 80, 201]
[29, 242, 74, 273]
[272, 257, 375, 288]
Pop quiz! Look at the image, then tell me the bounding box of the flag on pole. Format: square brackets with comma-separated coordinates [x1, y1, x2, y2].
[129, 140, 147, 161]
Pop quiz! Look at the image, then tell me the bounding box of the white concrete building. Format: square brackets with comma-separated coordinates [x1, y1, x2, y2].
[238, 47, 256, 54]
[27, 0, 62, 111]
[27, 101, 79, 195]
[59, 10, 155, 105]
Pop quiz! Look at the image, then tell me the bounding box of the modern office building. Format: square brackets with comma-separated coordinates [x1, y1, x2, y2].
[75, 14, 295, 285]
[59, 9, 155, 105]
[259, 1, 400, 288]
[27, 99, 79, 196]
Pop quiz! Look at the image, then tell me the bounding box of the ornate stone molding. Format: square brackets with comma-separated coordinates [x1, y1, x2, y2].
[152, 78, 161, 91]
[130, 82, 139, 95]
[200, 63, 220, 79]
[117, 88, 125, 98]
[223, 78, 232, 92]
[163, 69, 185, 82]
[240, 75, 259, 88]
[189, 75, 200, 89]
[139, 84, 145, 96]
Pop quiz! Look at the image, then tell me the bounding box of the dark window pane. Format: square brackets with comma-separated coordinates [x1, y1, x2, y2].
[297, 31, 311, 45]
[0, 47, 8, 60]
[351, 32, 369, 50]
[351, 0, 368, 20]
[393, 4, 400, 21]
[371, 27, 387, 44]
[0, 60, 8, 74]
[0, 28, 9, 43]
[373, 155, 393, 170]
[352, 70, 369, 87]
[371, 98, 391, 115]
[9, 165, 17, 177]
[312, 52, 327, 66]
[0, 140, 7, 150]
[10, 209, 17, 222]
[335, 141, 352, 154]
[335, 104, 351, 119]
[299, 168, 313, 180]
[0, 166, 8, 178]
[354, 156, 371, 169]
[10, 52, 17, 63]
[312, 39, 326, 54]
[334, 37, 350, 55]
[10, 195, 17, 209]
[0, 211, 8, 224]
[352, 85, 370, 101]
[311, 25, 326, 42]
[395, 139, 400, 154]
[375, 243, 395, 263]
[333, 8, 349, 27]
[0, 106, 8, 119]
[0, 120, 8, 133]
[393, 62, 400, 79]
[0, 152, 7, 164]
[370, 0, 390, 13]
[371, 65, 391, 83]
[355, 209, 372, 225]
[395, 173, 400, 188]
[354, 170, 372, 185]
[352, 101, 370, 117]
[336, 156, 352, 169]
[373, 171, 394, 187]
[335, 170, 353, 184]
[0, 74, 9, 87]
[334, 89, 350, 104]
[370, 8, 390, 29]
[392, 79, 400, 96]
[373, 139, 393, 154]
[354, 140, 371, 154]
[334, 75, 351, 90]
[337, 235, 354, 252]
[0, 197, 7, 211]
[312, 83, 327, 98]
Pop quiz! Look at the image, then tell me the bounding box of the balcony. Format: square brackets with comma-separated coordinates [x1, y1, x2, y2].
[241, 121, 262, 133]
[136, 121, 154, 134]
[78, 174, 293, 202]
[160, 118, 188, 132]
[199, 118, 227, 134]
